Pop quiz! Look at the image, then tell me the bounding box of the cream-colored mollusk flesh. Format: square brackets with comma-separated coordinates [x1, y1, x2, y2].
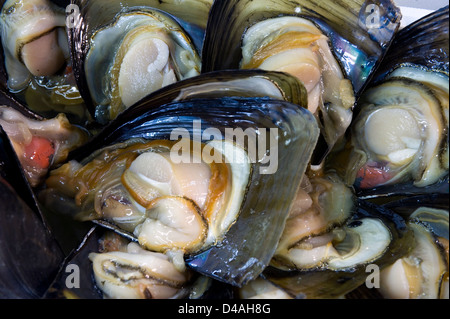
[379, 222, 447, 299]
[46, 140, 250, 255]
[0, 0, 68, 91]
[125, 151, 211, 252]
[240, 16, 354, 114]
[116, 30, 177, 108]
[280, 218, 391, 271]
[89, 242, 188, 299]
[0, 106, 88, 187]
[275, 174, 354, 263]
[240, 277, 292, 299]
[123, 151, 211, 210]
[86, 12, 201, 120]
[127, 141, 251, 252]
[354, 68, 449, 188]
[270, 173, 394, 272]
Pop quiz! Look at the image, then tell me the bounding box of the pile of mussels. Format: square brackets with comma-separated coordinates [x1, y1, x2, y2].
[0, 0, 448, 299]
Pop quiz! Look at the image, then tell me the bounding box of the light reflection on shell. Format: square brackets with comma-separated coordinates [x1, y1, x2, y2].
[0, 0, 448, 300]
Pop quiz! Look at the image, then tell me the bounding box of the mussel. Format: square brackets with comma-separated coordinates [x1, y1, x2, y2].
[44, 226, 237, 299]
[1, 0, 448, 301]
[272, 170, 355, 271]
[202, 0, 402, 163]
[262, 200, 413, 298]
[0, 0, 89, 124]
[0, 84, 89, 187]
[327, 6, 449, 197]
[40, 96, 320, 293]
[89, 239, 192, 299]
[65, 69, 308, 151]
[69, 0, 212, 123]
[0, 106, 89, 187]
[0, 0, 67, 90]
[1, 127, 65, 298]
[378, 194, 449, 299]
[256, 166, 411, 299]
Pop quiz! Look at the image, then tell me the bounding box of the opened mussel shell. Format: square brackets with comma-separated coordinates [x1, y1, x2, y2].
[69, 0, 212, 123]
[376, 194, 449, 299]
[272, 169, 356, 271]
[1, 127, 65, 298]
[66, 69, 308, 151]
[262, 199, 413, 299]
[44, 226, 236, 299]
[41, 96, 320, 288]
[0, 86, 89, 187]
[0, 0, 67, 90]
[371, 5, 449, 82]
[326, 7, 449, 199]
[202, 0, 401, 164]
[0, 0, 90, 124]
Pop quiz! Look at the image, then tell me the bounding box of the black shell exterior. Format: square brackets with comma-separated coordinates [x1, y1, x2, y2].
[68, 0, 211, 120]
[262, 199, 414, 299]
[67, 96, 320, 287]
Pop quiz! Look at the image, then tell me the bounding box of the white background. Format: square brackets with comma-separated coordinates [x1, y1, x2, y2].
[394, 0, 449, 27]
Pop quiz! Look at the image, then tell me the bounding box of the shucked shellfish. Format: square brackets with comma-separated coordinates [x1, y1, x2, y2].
[202, 0, 401, 162]
[240, 16, 355, 125]
[0, 0, 67, 91]
[45, 139, 251, 255]
[41, 96, 320, 289]
[348, 68, 448, 190]
[71, 5, 202, 122]
[0, 0, 89, 123]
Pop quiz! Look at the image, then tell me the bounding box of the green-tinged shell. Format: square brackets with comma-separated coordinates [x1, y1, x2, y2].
[262, 200, 413, 299]
[340, 76, 448, 190]
[71, 0, 212, 33]
[202, 0, 401, 89]
[42, 97, 320, 288]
